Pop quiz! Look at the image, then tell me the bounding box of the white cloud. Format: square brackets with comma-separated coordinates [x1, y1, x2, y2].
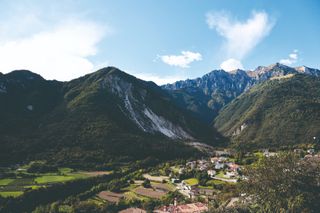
[280, 49, 299, 65]
[206, 11, 274, 69]
[220, 58, 244, 71]
[133, 72, 183, 85]
[160, 51, 202, 68]
[0, 20, 108, 81]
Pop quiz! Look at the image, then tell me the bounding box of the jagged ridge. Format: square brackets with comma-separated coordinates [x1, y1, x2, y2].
[163, 63, 320, 122]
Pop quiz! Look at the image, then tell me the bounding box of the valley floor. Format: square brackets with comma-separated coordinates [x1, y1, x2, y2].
[0, 147, 319, 212]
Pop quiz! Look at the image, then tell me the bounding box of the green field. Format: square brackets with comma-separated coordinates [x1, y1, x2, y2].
[198, 185, 214, 189]
[216, 171, 226, 178]
[35, 175, 81, 184]
[0, 191, 24, 197]
[207, 179, 226, 185]
[24, 185, 43, 190]
[124, 191, 148, 201]
[184, 178, 199, 186]
[58, 167, 74, 174]
[0, 178, 14, 186]
[254, 152, 264, 159]
[151, 182, 176, 191]
[0, 167, 92, 198]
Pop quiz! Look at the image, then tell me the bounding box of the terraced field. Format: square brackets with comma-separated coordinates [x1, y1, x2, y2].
[98, 191, 124, 203]
[134, 186, 166, 199]
[0, 178, 37, 197]
[95, 181, 175, 204]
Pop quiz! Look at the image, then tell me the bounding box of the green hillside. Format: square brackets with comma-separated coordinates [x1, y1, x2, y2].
[0, 68, 222, 168]
[214, 74, 320, 149]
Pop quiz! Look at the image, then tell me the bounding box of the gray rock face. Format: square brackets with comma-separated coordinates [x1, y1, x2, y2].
[100, 72, 193, 139]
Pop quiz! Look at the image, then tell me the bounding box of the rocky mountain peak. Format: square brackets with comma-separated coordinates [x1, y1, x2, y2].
[164, 63, 319, 122]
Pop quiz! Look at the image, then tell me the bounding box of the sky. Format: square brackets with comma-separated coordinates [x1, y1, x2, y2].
[0, 0, 319, 84]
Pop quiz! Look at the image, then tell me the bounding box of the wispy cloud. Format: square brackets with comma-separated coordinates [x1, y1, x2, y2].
[280, 49, 299, 65]
[160, 51, 202, 68]
[206, 11, 274, 71]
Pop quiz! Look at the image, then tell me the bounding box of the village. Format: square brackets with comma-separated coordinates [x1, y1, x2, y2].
[1, 148, 319, 213]
[84, 149, 247, 213]
[171, 150, 242, 199]
[114, 148, 319, 213]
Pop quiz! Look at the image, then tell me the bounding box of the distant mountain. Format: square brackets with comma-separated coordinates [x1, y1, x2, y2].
[163, 69, 254, 122]
[214, 74, 320, 149]
[247, 63, 320, 81]
[163, 63, 320, 122]
[0, 67, 221, 168]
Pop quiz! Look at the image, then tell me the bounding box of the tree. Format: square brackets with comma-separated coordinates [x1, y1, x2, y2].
[74, 201, 102, 213]
[196, 171, 209, 186]
[27, 161, 58, 173]
[142, 199, 161, 212]
[241, 152, 320, 212]
[142, 179, 151, 188]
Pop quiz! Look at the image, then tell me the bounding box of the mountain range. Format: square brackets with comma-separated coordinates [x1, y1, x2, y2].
[0, 67, 220, 168]
[0, 63, 319, 167]
[163, 63, 320, 122]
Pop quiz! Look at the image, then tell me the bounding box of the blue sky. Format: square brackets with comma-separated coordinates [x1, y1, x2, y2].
[0, 0, 319, 84]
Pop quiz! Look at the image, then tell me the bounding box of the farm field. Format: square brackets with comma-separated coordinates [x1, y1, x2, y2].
[206, 179, 225, 185]
[34, 175, 77, 184]
[80, 171, 112, 177]
[98, 191, 124, 203]
[134, 186, 166, 199]
[184, 178, 199, 186]
[152, 182, 175, 192]
[0, 179, 14, 186]
[0, 167, 112, 198]
[142, 174, 169, 182]
[95, 180, 175, 204]
[0, 191, 24, 198]
[123, 191, 147, 201]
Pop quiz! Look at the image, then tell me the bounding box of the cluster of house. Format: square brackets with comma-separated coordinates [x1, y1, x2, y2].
[209, 157, 240, 179]
[182, 150, 241, 181]
[169, 151, 242, 200]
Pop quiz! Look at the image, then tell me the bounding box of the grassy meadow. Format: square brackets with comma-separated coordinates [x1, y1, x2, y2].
[0, 165, 111, 198]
